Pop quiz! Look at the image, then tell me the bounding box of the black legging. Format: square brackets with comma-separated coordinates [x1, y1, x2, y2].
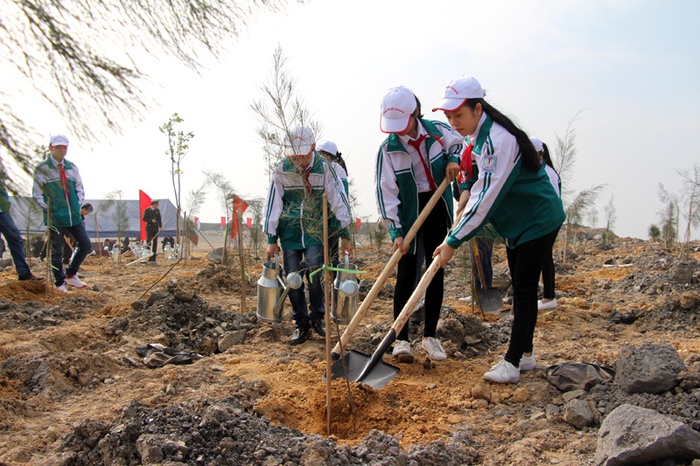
[393, 192, 449, 341]
[541, 242, 556, 299]
[504, 227, 560, 367]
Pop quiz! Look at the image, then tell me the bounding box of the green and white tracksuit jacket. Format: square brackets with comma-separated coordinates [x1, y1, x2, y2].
[32, 156, 85, 228]
[331, 161, 349, 196]
[447, 114, 565, 250]
[328, 161, 349, 240]
[264, 152, 352, 250]
[375, 119, 463, 254]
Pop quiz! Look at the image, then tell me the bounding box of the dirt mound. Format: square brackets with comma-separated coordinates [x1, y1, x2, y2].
[0, 279, 61, 303]
[0, 238, 699, 465]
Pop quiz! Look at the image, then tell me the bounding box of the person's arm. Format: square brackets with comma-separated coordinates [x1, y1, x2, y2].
[323, 162, 353, 255]
[436, 122, 464, 181]
[324, 161, 352, 229]
[157, 211, 162, 228]
[73, 163, 85, 205]
[262, 165, 284, 251]
[374, 144, 403, 242]
[32, 167, 48, 210]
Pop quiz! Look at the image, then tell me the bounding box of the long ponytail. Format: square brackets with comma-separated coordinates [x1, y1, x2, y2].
[466, 99, 540, 173]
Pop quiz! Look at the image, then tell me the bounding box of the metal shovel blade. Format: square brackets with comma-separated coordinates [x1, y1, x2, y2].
[329, 350, 401, 390]
[477, 287, 503, 314]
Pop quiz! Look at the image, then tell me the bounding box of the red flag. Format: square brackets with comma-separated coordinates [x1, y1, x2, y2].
[246, 217, 252, 228]
[220, 216, 226, 228]
[139, 190, 151, 241]
[356, 217, 362, 232]
[194, 216, 200, 230]
[231, 195, 249, 239]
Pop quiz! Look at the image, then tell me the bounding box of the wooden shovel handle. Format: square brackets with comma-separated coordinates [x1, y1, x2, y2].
[380, 206, 466, 341]
[331, 177, 451, 358]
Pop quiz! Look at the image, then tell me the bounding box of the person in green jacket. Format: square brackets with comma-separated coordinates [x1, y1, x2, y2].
[32, 134, 92, 292]
[0, 177, 42, 281]
[263, 126, 353, 345]
[432, 75, 565, 384]
[375, 85, 462, 362]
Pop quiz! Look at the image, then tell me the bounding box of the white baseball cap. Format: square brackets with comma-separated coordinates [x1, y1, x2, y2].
[530, 137, 544, 152]
[49, 134, 69, 146]
[284, 126, 315, 156]
[317, 140, 338, 156]
[432, 75, 485, 112]
[380, 86, 417, 134]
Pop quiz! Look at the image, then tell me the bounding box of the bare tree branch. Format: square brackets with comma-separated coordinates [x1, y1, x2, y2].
[1, 0, 294, 182]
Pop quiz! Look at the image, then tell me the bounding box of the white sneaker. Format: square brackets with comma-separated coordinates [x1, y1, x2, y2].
[422, 337, 447, 361]
[537, 298, 558, 311]
[392, 340, 412, 357]
[65, 275, 88, 288]
[484, 359, 520, 383]
[56, 284, 68, 293]
[519, 354, 536, 371]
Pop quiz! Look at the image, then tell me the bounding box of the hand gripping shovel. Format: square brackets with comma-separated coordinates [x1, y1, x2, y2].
[329, 205, 464, 390]
[329, 178, 450, 362]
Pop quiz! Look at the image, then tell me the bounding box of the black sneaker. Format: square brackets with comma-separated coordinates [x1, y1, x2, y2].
[311, 319, 326, 337]
[290, 328, 311, 345]
[19, 275, 44, 281]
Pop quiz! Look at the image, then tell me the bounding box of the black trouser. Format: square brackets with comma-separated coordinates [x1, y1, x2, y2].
[504, 227, 560, 367]
[393, 192, 448, 341]
[48, 224, 92, 286]
[541, 240, 557, 299]
[146, 229, 158, 261]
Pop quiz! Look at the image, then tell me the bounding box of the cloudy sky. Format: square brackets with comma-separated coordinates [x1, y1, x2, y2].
[17, 0, 700, 240]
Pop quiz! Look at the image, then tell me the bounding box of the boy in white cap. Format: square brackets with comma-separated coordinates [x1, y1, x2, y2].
[263, 126, 353, 345]
[32, 134, 92, 292]
[375, 86, 463, 362]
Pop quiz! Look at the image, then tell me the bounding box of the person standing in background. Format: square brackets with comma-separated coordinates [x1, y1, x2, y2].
[531, 137, 561, 311]
[1, 177, 43, 281]
[317, 139, 349, 269]
[32, 134, 92, 291]
[142, 199, 162, 263]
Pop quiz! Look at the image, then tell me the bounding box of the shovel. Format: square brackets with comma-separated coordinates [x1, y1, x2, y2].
[329, 205, 465, 390]
[330, 178, 450, 361]
[471, 238, 503, 315]
[329, 255, 443, 389]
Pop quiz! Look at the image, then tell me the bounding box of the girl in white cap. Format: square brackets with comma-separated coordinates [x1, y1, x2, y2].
[530, 137, 562, 311]
[317, 140, 349, 269]
[432, 76, 565, 383]
[375, 85, 463, 362]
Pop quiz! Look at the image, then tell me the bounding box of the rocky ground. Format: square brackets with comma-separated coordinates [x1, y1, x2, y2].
[0, 233, 699, 465]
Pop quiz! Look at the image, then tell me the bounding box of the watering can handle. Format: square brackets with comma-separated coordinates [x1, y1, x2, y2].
[343, 252, 349, 268]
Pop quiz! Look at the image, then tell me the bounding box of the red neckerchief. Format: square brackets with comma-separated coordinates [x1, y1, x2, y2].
[459, 143, 474, 184]
[302, 165, 314, 196]
[407, 134, 437, 191]
[57, 161, 71, 205]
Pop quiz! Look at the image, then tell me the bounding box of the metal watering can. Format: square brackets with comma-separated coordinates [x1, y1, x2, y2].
[256, 253, 302, 323]
[331, 253, 360, 324]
